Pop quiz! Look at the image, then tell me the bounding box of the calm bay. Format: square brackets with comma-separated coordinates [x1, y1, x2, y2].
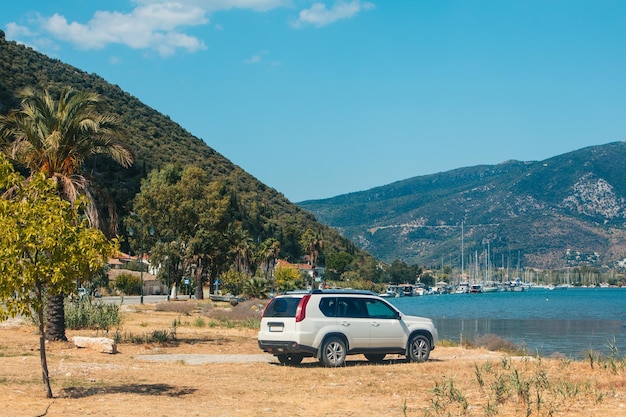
[388, 287, 626, 358]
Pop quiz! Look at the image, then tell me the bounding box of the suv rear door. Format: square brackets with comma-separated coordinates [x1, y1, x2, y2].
[259, 296, 302, 337]
[336, 297, 371, 349]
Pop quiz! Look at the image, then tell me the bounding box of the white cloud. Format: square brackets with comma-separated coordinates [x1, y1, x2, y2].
[38, 3, 208, 56]
[5, 22, 35, 38]
[291, 0, 374, 28]
[135, 0, 292, 12]
[5, 0, 373, 58]
[244, 49, 268, 64]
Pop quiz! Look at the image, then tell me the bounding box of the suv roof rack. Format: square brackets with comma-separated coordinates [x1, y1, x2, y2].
[310, 289, 376, 295]
[281, 289, 377, 296]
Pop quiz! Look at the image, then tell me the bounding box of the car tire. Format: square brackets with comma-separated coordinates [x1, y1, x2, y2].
[407, 334, 431, 363]
[320, 336, 347, 367]
[277, 354, 303, 366]
[364, 353, 386, 363]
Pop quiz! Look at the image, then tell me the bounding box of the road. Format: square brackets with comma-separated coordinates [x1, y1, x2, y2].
[99, 295, 170, 305]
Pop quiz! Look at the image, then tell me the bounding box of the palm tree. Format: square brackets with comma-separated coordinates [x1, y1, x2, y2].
[259, 238, 280, 291]
[230, 226, 254, 276]
[301, 228, 323, 288]
[0, 87, 133, 341]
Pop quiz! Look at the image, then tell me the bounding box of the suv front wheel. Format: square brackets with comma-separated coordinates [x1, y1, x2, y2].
[320, 336, 347, 367]
[407, 334, 431, 363]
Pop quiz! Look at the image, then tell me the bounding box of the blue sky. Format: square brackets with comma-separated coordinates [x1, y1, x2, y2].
[3, 1, 626, 202]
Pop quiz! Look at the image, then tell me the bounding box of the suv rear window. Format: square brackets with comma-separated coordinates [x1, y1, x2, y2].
[263, 297, 302, 318]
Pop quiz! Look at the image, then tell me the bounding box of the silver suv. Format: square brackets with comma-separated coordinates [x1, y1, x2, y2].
[257, 289, 438, 366]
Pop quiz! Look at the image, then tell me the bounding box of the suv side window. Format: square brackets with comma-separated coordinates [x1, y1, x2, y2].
[337, 298, 367, 318]
[319, 297, 337, 317]
[364, 298, 398, 319]
[264, 297, 302, 318]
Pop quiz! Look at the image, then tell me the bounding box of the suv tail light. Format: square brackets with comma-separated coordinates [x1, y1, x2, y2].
[295, 294, 311, 322]
[260, 299, 273, 318]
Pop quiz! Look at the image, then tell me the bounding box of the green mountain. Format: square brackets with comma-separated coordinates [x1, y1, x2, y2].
[0, 37, 360, 263]
[299, 142, 626, 269]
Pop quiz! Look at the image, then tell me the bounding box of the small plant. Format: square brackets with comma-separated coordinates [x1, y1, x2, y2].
[150, 329, 171, 343]
[491, 373, 510, 405]
[437, 338, 458, 347]
[475, 362, 485, 389]
[483, 400, 499, 416]
[586, 339, 625, 374]
[193, 317, 206, 327]
[511, 369, 531, 404]
[113, 328, 177, 344]
[427, 379, 468, 416]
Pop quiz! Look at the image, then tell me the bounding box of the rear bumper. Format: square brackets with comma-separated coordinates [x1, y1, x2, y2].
[258, 340, 317, 356]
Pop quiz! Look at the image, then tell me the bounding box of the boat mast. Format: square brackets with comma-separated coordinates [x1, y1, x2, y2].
[461, 221, 464, 283]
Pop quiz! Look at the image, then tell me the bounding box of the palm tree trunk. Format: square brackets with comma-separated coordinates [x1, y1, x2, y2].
[45, 293, 67, 342]
[195, 262, 205, 299]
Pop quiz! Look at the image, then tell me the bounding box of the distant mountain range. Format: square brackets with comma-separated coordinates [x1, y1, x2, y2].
[299, 142, 626, 269]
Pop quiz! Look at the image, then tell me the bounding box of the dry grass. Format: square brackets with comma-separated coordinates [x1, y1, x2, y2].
[1, 301, 625, 417]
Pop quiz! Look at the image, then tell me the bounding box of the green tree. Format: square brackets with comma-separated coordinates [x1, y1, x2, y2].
[0, 156, 116, 398]
[131, 165, 237, 299]
[325, 251, 354, 280]
[0, 87, 133, 341]
[274, 265, 305, 293]
[219, 269, 248, 296]
[384, 259, 421, 284]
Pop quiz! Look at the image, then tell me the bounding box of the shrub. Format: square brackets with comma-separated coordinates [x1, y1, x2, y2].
[113, 328, 176, 344]
[154, 300, 195, 315]
[473, 334, 523, 355]
[200, 299, 263, 329]
[243, 277, 268, 299]
[113, 272, 142, 295]
[65, 298, 121, 333]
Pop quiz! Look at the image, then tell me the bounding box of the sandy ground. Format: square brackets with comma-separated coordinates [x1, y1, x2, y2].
[1, 307, 625, 417]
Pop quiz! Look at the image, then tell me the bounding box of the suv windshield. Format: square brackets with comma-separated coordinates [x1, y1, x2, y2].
[263, 297, 302, 318]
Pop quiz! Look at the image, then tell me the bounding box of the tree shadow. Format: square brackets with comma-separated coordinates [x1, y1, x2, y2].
[60, 383, 197, 399]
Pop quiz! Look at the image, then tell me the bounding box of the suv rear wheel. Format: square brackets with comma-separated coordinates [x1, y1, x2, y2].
[407, 334, 431, 363]
[320, 336, 347, 367]
[277, 354, 303, 366]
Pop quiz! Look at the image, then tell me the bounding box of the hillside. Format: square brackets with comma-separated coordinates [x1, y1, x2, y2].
[0, 38, 360, 263]
[299, 142, 626, 269]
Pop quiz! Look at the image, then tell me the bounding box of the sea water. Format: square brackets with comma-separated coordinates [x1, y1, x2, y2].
[388, 288, 626, 358]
